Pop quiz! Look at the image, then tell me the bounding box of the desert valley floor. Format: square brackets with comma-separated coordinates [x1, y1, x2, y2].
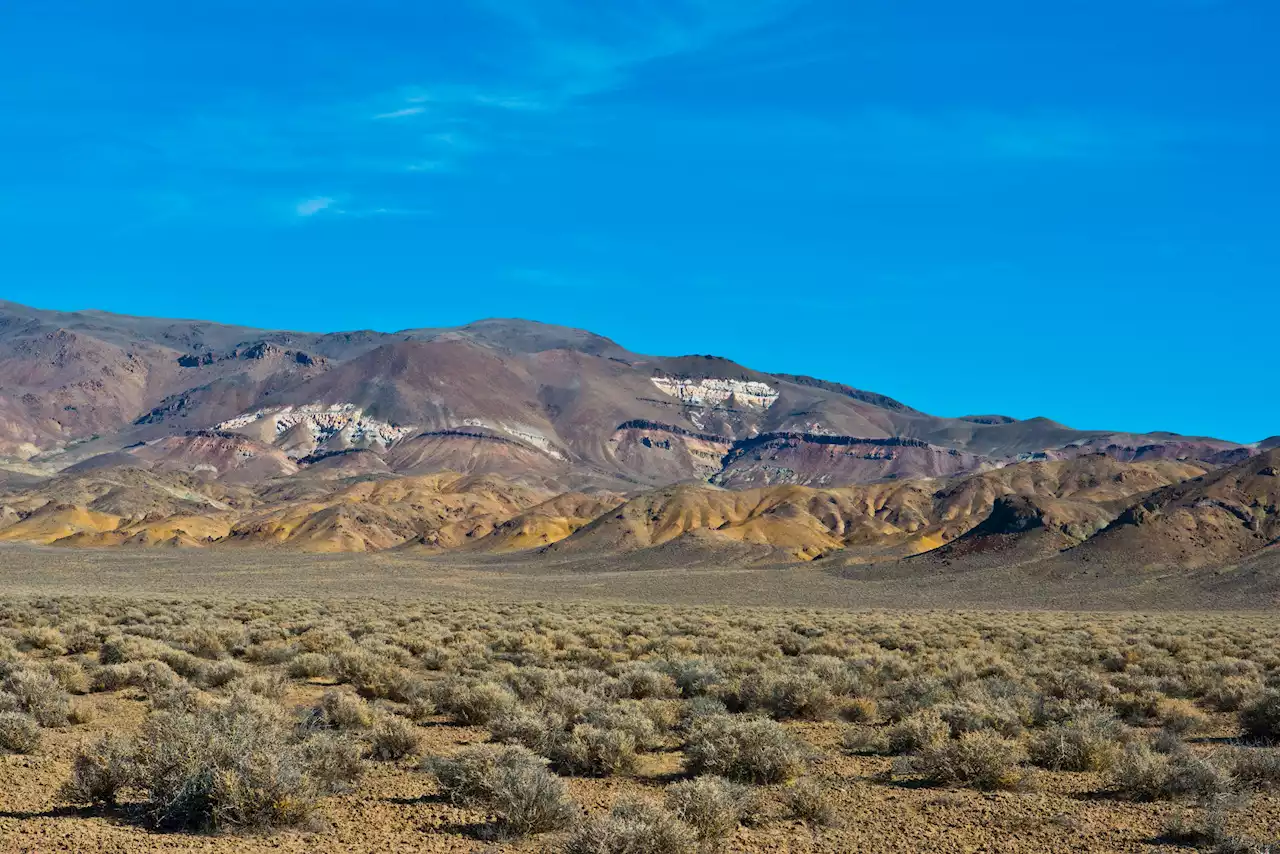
[0, 547, 1277, 853]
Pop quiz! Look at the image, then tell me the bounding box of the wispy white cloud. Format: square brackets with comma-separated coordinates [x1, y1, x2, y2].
[348, 206, 433, 218]
[294, 196, 430, 220]
[104, 0, 1189, 228]
[295, 197, 335, 217]
[406, 160, 453, 173]
[360, 0, 811, 167]
[118, 1, 821, 222]
[472, 93, 548, 111]
[373, 106, 426, 120]
[466, 0, 806, 102]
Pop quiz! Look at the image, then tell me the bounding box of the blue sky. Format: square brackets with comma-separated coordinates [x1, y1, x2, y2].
[2, 1, 1277, 442]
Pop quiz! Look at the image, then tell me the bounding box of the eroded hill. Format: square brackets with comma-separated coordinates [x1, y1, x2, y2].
[1, 301, 1273, 573]
[1, 300, 1256, 490]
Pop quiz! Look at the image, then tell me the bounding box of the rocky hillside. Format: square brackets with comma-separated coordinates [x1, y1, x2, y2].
[1, 301, 1274, 572]
[0, 449, 1237, 566]
[0, 301, 1257, 489]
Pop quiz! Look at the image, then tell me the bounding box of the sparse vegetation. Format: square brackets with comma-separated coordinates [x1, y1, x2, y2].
[683, 713, 809, 784]
[367, 714, 422, 760]
[1027, 709, 1126, 772]
[61, 734, 135, 805]
[0, 711, 41, 754]
[665, 775, 760, 842]
[783, 777, 838, 827]
[0, 595, 1276, 850]
[1110, 742, 1235, 801]
[1240, 690, 1280, 742]
[565, 798, 697, 854]
[425, 744, 577, 838]
[60, 692, 362, 832]
[903, 731, 1027, 790]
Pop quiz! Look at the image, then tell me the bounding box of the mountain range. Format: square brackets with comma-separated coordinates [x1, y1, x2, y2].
[2, 299, 1277, 575]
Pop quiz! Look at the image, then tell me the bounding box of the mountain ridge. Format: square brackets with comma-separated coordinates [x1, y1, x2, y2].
[1, 301, 1251, 481]
[1, 300, 1273, 575]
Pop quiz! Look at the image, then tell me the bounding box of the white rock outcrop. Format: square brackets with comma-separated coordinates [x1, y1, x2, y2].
[651, 377, 779, 409]
[217, 404, 411, 448]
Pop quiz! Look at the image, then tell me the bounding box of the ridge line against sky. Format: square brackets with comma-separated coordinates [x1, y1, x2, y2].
[2, 295, 1270, 445]
[0, 0, 1277, 442]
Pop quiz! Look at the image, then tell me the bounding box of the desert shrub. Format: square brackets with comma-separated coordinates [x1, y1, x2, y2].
[841, 697, 878, 723]
[3, 668, 70, 727]
[585, 701, 666, 750]
[637, 698, 681, 735]
[46, 659, 89, 694]
[68, 701, 96, 725]
[97, 636, 135, 665]
[1162, 793, 1260, 854]
[179, 626, 229, 660]
[148, 682, 203, 713]
[546, 724, 639, 777]
[60, 734, 135, 805]
[662, 659, 722, 698]
[783, 778, 838, 827]
[367, 715, 421, 761]
[935, 698, 1025, 739]
[842, 725, 889, 755]
[1151, 726, 1188, 755]
[565, 798, 697, 854]
[298, 733, 364, 793]
[425, 744, 576, 838]
[0, 711, 41, 754]
[1227, 746, 1280, 790]
[18, 626, 67, 654]
[683, 714, 808, 784]
[1037, 667, 1115, 704]
[192, 660, 245, 691]
[801, 654, 863, 696]
[763, 673, 837, 721]
[664, 776, 759, 843]
[116, 694, 330, 831]
[613, 664, 678, 700]
[434, 679, 517, 726]
[417, 646, 452, 671]
[1028, 710, 1126, 772]
[906, 731, 1026, 790]
[542, 685, 597, 722]
[1111, 742, 1235, 801]
[136, 660, 186, 697]
[90, 663, 142, 693]
[677, 696, 728, 734]
[1204, 676, 1263, 713]
[887, 709, 951, 755]
[880, 675, 949, 721]
[502, 666, 564, 703]
[297, 627, 349, 655]
[1157, 699, 1210, 735]
[330, 649, 425, 703]
[225, 669, 289, 700]
[65, 628, 100, 656]
[1113, 691, 1164, 727]
[288, 652, 332, 679]
[241, 642, 296, 666]
[1240, 690, 1280, 741]
[397, 697, 437, 723]
[306, 690, 372, 732]
[490, 707, 557, 752]
[152, 649, 208, 682]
